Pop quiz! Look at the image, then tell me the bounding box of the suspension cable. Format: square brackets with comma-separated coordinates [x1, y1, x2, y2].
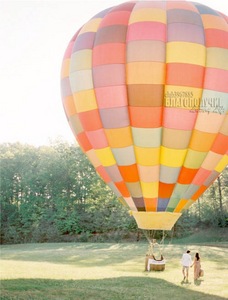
[143, 230, 166, 259]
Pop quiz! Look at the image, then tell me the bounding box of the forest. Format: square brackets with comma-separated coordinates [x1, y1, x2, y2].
[0, 141, 227, 244]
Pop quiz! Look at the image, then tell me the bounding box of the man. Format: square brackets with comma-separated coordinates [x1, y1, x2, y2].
[181, 250, 192, 282]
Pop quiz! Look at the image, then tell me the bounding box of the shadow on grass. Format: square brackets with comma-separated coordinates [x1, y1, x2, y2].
[1, 277, 227, 300]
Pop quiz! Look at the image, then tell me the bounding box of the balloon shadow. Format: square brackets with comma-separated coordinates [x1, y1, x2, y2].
[1, 277, 226, 300]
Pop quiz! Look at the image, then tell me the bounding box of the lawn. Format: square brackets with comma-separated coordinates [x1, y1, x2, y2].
[0, 242, 227, 300]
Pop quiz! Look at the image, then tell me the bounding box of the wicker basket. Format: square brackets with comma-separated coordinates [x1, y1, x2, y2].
[145, 255, 165, 271]
[150, 263, 165, 271]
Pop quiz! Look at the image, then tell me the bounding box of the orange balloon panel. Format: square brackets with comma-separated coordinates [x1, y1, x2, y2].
[61, 1, 228, 230]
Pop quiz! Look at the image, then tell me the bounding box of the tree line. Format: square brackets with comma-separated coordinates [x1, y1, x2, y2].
[0, 142, 227, 244]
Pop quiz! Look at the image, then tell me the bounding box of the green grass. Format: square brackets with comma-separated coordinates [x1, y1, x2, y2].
[0, 242, 228, 300]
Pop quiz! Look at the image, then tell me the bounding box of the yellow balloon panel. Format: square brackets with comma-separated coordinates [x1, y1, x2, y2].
[127, 62, 165, 84]
[78, 18, 101, 35]
[61, 59, 70, 79]
[129, 8, 166, 24]
[141, 182, 159, 198]
[74, 90, 97, 113]
[105, 127, 133, 148]
[135, 147, 160, 166]
[160, 147, 187, 168]
[215, 155, 228, 173]
[95, 147, 116, 167]
[166, 42, 206, 66]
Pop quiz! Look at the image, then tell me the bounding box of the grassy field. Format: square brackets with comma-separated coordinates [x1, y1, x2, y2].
[0, 241, 228, 300]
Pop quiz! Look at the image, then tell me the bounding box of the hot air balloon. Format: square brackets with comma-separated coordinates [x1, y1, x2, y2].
[60, 0, 228, 246]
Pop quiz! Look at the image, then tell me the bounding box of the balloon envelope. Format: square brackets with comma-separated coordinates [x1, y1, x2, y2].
[61, 0, 228, 230]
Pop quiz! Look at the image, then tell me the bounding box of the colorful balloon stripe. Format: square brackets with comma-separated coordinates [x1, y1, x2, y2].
[61, 1, 228, 229]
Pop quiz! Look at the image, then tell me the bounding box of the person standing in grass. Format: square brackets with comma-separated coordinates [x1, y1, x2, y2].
[191, 252, 201, 281]
[181, 250, 192, 282]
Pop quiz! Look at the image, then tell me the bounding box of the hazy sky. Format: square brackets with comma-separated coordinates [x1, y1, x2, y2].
[1, 0, 228, 146]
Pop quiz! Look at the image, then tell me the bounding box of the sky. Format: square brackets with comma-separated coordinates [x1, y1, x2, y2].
[1, 0, 228, 146]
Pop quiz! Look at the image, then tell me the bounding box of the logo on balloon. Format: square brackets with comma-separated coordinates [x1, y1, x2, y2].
[164, 92, 224, 114]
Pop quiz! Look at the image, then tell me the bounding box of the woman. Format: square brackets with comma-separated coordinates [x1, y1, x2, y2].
[191, 252, 201, 280]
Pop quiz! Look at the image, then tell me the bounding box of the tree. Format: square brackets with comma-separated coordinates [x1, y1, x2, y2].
[178, 167, 228, 230]
[0, 142, 135, 244]
[1, 142, 227, 244]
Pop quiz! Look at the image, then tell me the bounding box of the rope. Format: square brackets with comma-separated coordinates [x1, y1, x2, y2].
[169, 226, 175, 245]
[159, 230, 166, 256]
[143, 230, 166, 259]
